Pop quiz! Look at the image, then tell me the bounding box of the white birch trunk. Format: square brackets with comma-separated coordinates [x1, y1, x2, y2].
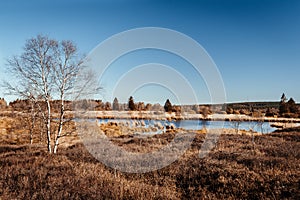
[46, 99, 52, 153]
[53, 91, 64, 154]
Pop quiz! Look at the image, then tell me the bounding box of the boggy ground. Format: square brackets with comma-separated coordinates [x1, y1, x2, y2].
[0, 128, 299, 199]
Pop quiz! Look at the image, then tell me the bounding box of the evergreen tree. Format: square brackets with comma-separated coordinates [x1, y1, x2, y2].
[287, 98, 297, 113]
[281, 93, 287, 103]
[164, 99, 173, 112]
[128, 96, 135, 111]
[279, 93, 288, 115]
[112, 97, 119, 111]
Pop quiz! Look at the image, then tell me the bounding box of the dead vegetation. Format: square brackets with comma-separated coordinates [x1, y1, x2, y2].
[0, 127, 299, 199]
[0, 114, 78, 148]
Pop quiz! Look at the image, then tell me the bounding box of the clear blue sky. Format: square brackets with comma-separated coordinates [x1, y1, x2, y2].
[0, 0, 299, 104]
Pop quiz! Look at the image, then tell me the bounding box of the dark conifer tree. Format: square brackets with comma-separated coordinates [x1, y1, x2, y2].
[287, 98, 297, 113]
[112, 97, 119, 111]
[164, 99, 172, 112]
[279, 93, 288, 115]
[128, 96, 135, 111]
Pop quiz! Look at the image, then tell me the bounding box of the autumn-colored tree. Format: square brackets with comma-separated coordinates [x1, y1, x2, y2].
[145, 103, 152, 111]
[105, 102, 112, 110]
[136, 102, 145, 111]
[0, 98, 7, 110]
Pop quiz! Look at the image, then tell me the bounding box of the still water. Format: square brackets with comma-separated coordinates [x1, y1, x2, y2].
[98, 119, 277, 134]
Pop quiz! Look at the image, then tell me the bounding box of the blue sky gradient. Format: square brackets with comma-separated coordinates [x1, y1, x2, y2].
[0, 0, 299, 104]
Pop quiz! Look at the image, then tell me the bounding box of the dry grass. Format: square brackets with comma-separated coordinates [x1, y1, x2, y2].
[0, 127, 299, 199]
[0, 115, 79, 147]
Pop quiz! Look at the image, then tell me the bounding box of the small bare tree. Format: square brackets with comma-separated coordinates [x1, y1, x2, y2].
[4, 35, 98, 154]
[230, 115, 242, 134]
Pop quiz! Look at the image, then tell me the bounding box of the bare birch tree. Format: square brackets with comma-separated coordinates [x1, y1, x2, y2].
[230, 115, 242, 134]
[4, 35, 57, 152]
[3, 35, 98, 153]
[52, 40, 83, 153]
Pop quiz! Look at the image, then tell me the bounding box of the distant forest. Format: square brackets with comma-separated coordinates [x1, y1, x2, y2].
[1, 93, 299, 118]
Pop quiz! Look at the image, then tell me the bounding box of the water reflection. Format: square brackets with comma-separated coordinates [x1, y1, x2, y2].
[98, 119, 277, 134]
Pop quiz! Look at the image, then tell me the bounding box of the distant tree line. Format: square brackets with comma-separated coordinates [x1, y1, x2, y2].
[224, 93, 300, 118]
[1, 93, 299, 119]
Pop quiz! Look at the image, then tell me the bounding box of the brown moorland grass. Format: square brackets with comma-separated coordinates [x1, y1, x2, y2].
[0, 129, 299, 199]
